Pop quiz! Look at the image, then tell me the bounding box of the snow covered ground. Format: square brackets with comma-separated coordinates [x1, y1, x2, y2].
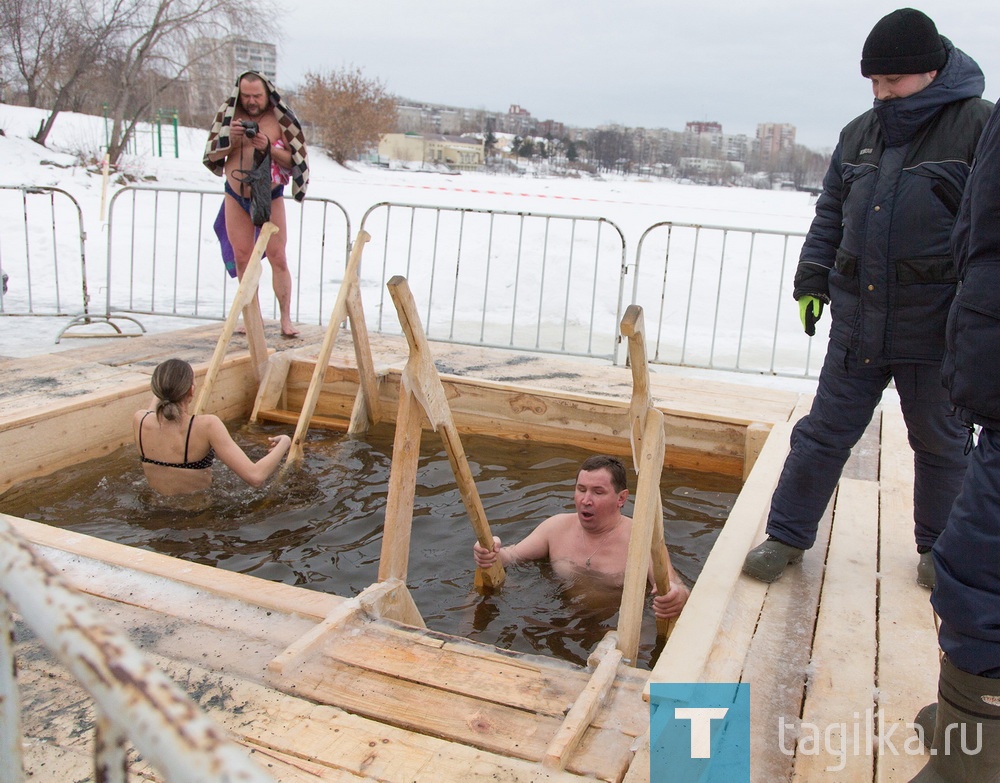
[0, 104, 823, 384]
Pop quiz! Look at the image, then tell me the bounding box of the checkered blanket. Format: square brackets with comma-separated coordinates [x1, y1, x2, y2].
[203, 71, 309, 202]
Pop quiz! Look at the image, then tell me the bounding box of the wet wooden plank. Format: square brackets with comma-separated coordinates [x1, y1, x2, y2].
[794, 479, 879, 782]
[646, 420, 793, 692]
[875, 401, 937, 782]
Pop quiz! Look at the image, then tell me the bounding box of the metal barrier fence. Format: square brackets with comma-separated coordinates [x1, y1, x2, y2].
[3, 183, 826, 377]
[104, 185, 352, 327]
[0, 516, 277, 782]
[359, 202, 628, 362]
[0, 186, 89, 319]
[631, 221, 825, 378]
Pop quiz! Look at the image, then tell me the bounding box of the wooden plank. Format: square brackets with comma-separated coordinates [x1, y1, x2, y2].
[742, 501, 834, 783]
[646, 420, 792, 694]
[303, 617, 647, 737]
[793, 479, 878, 782]
[279, 618, 582, 719]
[618, 410, 664, 662]
[161, 659, 604, 783]
[543, 635, 624, 770]
[875, 400, 937, 783]
[6, 514, 342, 622]
[272, 652, 634, 780]
[254, 408, 349, 432]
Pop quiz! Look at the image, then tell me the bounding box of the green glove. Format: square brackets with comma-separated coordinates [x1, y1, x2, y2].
[798, 296, 824, 336]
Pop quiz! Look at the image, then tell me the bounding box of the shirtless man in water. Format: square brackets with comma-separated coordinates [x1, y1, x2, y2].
[205, 72, 302, 336]
[473, 455, 690, 619]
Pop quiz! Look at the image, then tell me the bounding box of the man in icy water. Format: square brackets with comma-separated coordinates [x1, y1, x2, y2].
[204, 70, 309, 337]
[742, 8, 993, 589]
[472, 454, 690, 619]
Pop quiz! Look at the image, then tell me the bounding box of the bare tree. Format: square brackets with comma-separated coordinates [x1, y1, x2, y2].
[298, 66, 398, 165]
[0, 0, 123, 144]
[101, 0, 265, 164]
[1, 0, 265, 159]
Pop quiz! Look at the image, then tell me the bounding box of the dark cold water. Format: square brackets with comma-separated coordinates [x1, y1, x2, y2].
[0, 422, 740, 669]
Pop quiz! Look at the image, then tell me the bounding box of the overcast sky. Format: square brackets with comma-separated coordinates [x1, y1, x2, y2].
[278, 1, 1000, 151]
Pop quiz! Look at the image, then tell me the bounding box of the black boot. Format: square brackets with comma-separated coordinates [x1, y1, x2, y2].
[909, 657, 1000, 782]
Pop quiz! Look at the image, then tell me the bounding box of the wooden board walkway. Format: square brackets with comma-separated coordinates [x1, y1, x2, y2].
[651, 399, 940, 782]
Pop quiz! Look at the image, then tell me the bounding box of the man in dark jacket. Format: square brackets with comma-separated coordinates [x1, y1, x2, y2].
[743, 8, 993, 587]
[908, 100, 1000, 783]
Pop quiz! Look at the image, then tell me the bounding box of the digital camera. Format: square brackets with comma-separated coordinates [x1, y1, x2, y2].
[242, 120, 259, 139]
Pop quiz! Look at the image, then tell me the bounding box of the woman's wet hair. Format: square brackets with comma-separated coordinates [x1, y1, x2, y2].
[579, 454, 628, 493]
[150, 358, 194, 422]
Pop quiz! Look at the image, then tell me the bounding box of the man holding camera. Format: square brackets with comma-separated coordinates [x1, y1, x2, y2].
[204, 71, 309, 337]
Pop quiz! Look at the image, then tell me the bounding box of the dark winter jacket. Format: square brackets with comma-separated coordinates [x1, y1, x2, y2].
[943, 100, 1000, 431]
[793, 39, 993, 367]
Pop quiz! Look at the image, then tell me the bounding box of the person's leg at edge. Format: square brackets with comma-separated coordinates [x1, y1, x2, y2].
[265, 194, 298, 337]
[893, 362, 969, 588]
[908, 428, 1000, 782]
[743, 341, 890, 582]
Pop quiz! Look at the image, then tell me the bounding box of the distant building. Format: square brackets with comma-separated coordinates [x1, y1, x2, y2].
[378, 132, 485, 171]
[756, 122, 797, 167]
[187, 37, 278, 117]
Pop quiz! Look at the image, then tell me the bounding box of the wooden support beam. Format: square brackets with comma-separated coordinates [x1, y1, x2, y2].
[286, 230, 370, 464]
[266, 579, 423, 677]
[617, 409, 665, 663]
[385, 276, 505, 591]
[194, 222, 278, 414]
[250, 352, 292, 423]
[378, 379, 424, 583]
[621, 305, 675, 639]
[543, 632, 624, 770]
[346, 283, 381, 432]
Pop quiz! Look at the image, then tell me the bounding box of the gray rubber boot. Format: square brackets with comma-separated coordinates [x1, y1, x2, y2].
[917, 551, 936, 589]
[914, 702, 937, 749]
[741, 537, 804, 583]
[909, 657, 1000, 782]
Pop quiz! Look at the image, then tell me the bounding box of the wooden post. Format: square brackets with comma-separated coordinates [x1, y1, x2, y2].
[385, 276, 506, 591]
[620, 304, 651, 461]
[346, 282, 381, 434]
[378, 376, 424, 582]
[286, 230, 370, 464]
[621, 304, 676, 639]
[194, 222, 278, 414]
[617, 409, 666, 664]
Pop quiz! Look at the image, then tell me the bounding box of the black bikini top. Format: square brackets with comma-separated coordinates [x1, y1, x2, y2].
[139, 411, 215, 470]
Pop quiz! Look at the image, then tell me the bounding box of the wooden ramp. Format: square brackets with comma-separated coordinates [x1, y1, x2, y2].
[648, 397, 940, 782]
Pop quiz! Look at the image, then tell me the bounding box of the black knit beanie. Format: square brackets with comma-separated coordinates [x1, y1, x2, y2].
[860, 8, 946, 76]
